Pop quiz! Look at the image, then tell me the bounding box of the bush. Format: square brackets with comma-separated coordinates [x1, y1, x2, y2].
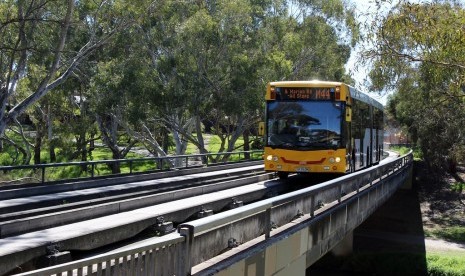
[0, 153, 13, 166]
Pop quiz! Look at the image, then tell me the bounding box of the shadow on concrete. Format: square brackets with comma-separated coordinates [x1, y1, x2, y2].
[307, 167, 428, 275]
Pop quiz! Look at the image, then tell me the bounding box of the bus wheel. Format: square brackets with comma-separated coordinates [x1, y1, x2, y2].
[277, 172, 289, 179]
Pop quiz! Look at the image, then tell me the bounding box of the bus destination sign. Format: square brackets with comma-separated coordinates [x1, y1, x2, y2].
[279, 87, 333, 100]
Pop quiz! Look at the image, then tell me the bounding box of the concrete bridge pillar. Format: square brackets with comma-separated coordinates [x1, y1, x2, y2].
[330, 230, 353, 257]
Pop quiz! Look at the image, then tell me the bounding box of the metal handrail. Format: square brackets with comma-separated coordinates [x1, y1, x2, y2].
[0, 150, 264, 185]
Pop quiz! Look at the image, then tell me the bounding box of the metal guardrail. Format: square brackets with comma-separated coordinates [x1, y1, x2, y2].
[15, 151, 413, 276]
[16, 233, 186, 276]
[179, 151, 413, 270]
[0, 150, 263, 185]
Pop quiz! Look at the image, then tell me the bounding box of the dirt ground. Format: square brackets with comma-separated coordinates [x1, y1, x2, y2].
[350, 161, 465, 254]
[417, 162, 465, 252]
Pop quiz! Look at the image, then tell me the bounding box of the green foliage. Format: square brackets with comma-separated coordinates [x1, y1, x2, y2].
[451, 182, 464, 194]
[1, 0, 358, 166]
[389, 146, 411, 156]
[427, 253, 465, 276]
[0, 153, 13, 166]
[389, 146, 422, 160]
[365, 1, 465, 171]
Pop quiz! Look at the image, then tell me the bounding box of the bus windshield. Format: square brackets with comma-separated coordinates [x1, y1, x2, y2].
[266, 101, 343, 150]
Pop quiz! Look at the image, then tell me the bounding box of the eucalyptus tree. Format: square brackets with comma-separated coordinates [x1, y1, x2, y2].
[141, 0, 357, 163]
[81, 0, 357, 166]
[178, 0, 267, 161]
[88, 56, 143, 173]
[0, 0, 129, 164]
[130, 0, 266, 161]
[363, 1, 465, 170]
[134, 0, 197, 159]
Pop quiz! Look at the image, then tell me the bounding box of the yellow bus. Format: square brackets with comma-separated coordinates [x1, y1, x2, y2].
[261, 81, 384, 179]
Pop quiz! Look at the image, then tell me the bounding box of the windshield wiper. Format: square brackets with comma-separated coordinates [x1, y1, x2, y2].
[270, 142, 294, 149]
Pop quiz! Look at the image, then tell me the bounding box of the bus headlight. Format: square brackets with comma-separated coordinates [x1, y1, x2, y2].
[266, 155, 279, 162]
[329, 157, 335, 163]
[335, 157, 341, 163]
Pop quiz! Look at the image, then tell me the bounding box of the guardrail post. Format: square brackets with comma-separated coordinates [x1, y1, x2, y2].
[310, 194, 315, 218]
[265, 208, 272, 238]
[41, 167, 45, 184]
[179, 226, 194, 276]
[129, 160, 133, 174]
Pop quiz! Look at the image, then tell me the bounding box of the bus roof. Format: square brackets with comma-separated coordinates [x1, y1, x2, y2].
[269, 80, 343, 87]
[348, 86, 384, 110]
[268, 80, 383, 109]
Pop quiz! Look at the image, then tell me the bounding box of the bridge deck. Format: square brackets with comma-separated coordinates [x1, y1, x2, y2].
[0, 165, 263, 212]
[0, 165, 270, 275]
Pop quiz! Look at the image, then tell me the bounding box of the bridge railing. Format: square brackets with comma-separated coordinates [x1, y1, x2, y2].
[15, 151, 413, 276]
[178, 152, 413, 270]
[0, 150, 263, 185]
[16, 233, 186, 276]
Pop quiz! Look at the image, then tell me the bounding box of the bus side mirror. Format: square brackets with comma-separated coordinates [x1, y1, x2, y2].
[258, 122, 265, 136]
[346, 107, 352, 122]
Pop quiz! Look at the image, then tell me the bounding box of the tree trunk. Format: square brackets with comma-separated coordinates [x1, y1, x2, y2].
[78, 133, 87, 162]
[173, 129, 189, 167]
[195, 115, 209, 164]
[49, 141, 56, 163]
[34, 127, 44, 164]
[162, 128, 169, 153]
[47, 107, 56, 163]
[111, 151, 122, 174]
[243, 129, 250, 160]
[221, 117, 246, 162]
[96, 115, 122, 174]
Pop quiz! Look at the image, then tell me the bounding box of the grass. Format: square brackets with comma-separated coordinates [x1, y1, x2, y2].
[451, 182, 464, 193]
[427, 252, 465, 276]
[425, 227, 465, 244]
[185, 141, 199, 155]
[206, 135, 245, 153]
[389, 145, 423, 160]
